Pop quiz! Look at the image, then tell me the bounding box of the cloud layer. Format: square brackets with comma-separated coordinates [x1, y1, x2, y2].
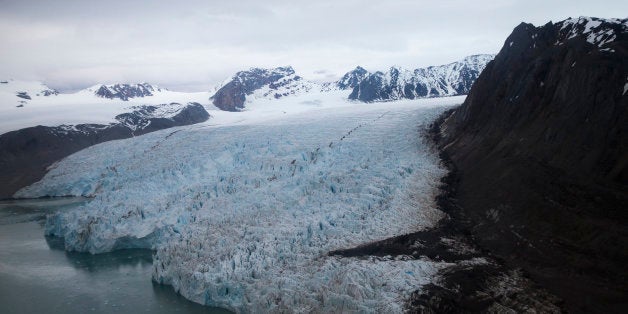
[0, 0, 625, 91]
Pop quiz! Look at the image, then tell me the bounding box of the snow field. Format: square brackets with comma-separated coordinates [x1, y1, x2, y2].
[0, 79, 211, 134]
[18, 96, 462, 312]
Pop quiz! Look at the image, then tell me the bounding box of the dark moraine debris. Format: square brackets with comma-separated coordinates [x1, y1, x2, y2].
[0, 102, 210, 199]
[434, 17, 628, 313]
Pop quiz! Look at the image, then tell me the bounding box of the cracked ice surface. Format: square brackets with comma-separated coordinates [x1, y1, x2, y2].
[18, 97, 461, 312]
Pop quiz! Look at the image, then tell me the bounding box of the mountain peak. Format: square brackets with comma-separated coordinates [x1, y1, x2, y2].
[212, 66, 309, 111]
[349, 55, 495, 102]
[93, 82, 164, 101]
[234, 66, 295, 82]
[336, 66, 370, 90]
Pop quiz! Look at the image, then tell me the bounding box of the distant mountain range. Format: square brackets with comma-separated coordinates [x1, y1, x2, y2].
[348, 54, 494, 102]
[210, 54, 494, 111]
[2, 54, 495, 113]
[92, 83, 166, 101]
[0, 54, 494, 197]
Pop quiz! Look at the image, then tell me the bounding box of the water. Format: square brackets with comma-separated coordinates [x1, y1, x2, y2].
[0, 198, 231, 314]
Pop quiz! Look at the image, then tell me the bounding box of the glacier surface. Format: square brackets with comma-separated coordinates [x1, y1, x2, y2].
[18, 95, 464, 312]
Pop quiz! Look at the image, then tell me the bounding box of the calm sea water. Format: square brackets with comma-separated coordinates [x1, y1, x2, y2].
[0, 198, 231, 314]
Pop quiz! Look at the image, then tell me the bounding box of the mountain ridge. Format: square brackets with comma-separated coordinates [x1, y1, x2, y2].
[433, 16, 627, 312]
[210, 55, 491, 111]
[348, 54, 494, 102]
[0, 102, 210, 199]
[88, 82, 167, 101]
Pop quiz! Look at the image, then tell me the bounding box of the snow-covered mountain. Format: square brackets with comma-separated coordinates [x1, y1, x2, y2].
[84, 82, 166, 101]
[0, 81, 210, 135]
[336, 66, 370, 90]
[211, 66, 318, 111]
[348, 54, 494, 102]
[0, 79, 58, 107]
[209, 57, 487, 112]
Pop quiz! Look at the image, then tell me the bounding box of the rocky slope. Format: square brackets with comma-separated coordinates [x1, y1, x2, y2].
[349, 54, 493, 102]
[0, 102, 209, 199]
[436, 16, 627, 312]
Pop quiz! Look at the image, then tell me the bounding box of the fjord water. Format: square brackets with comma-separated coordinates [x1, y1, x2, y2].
[0, 198, 230, 314]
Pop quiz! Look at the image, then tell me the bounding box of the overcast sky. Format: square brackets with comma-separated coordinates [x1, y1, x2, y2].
[0, 0, 625, 92]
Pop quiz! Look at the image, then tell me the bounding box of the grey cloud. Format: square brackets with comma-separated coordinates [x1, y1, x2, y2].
[0, 0, 626, 91]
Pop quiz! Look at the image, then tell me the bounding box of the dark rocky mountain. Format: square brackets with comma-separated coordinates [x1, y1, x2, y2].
[94, 83, 162, 101]
[336, 66, 370, 90]
[0, 102, 209, 199]
[349, 54, 494, 102]
[211, 66, 302, 111]
[433, 17, 627, 312]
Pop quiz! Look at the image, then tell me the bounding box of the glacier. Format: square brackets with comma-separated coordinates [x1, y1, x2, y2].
[17, 95, 465, 312]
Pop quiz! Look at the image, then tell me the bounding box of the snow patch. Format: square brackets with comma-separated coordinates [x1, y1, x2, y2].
[558, 16, 627, 48]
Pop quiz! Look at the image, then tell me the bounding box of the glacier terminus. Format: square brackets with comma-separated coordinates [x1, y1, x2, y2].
[17, 94, 469, 312]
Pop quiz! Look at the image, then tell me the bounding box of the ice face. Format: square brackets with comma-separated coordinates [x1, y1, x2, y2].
[18, 96, 462, 312]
